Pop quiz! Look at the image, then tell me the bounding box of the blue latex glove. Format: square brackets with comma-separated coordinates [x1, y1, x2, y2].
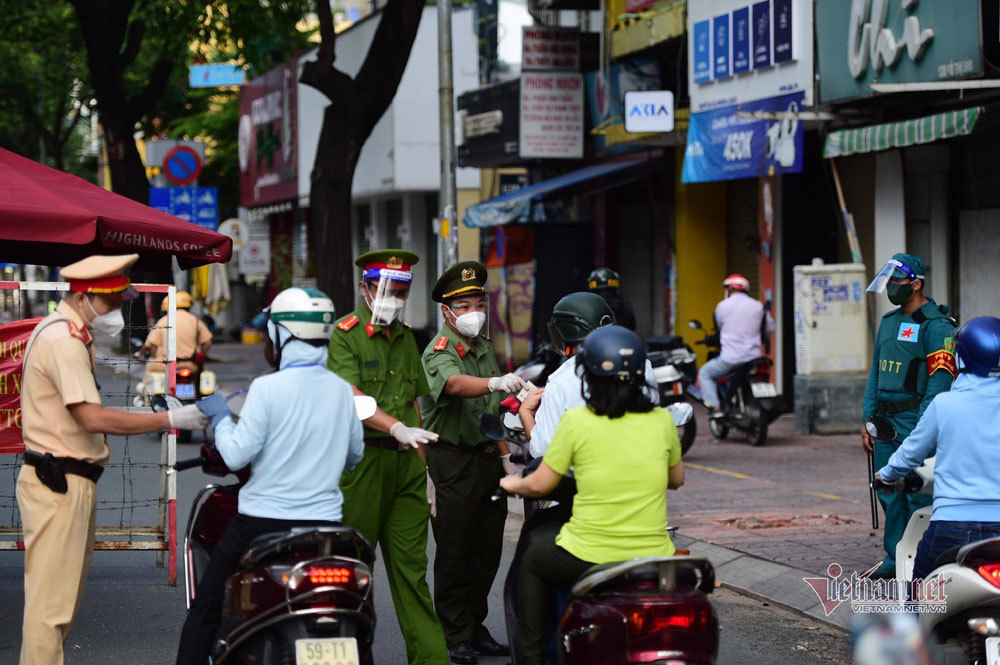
[196, 392, 231, 428]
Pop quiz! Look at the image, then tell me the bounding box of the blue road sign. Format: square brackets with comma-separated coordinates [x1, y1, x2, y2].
[149, 187, 218, 231]
[189, 64, 246, 88]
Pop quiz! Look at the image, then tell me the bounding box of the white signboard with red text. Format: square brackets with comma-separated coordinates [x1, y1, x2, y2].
[521, 26, 580, 71]
[518, 72, 584, 159]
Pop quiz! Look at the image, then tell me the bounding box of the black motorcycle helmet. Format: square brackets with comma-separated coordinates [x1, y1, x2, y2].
[587, 267, 620, 292]
[548, 292, 615, 355]
[576, 325, 646, 380]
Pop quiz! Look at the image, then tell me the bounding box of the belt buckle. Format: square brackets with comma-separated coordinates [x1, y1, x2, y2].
[397, 442, 410, 452]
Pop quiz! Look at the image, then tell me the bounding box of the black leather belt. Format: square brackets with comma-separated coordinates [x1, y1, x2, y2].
[429, 440, 497, 454]
[23, 451, 103, 494]
[877, 396, 922, 415]
[364, 438, 409, 452]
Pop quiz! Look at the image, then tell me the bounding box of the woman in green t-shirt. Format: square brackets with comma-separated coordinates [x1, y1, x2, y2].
[500, 326, 684, 665]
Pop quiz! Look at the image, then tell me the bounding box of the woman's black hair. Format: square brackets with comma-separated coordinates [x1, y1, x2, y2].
[580, 372, 656, 419]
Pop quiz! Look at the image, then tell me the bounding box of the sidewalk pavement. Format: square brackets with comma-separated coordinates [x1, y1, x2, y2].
[209, 343, 875, 630]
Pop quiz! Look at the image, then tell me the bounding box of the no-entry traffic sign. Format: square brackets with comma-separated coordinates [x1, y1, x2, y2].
[162, 145, 203, 186]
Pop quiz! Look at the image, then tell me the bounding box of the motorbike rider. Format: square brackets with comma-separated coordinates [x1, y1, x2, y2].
[697, 274, 775, 419]
[519, 292, 658, 460]
[586, 267, 636, 331]
[874, 315, 1000, 583]
[500, 326, 684, 665]
[863, 253, 956, 578]
[175, 287, 365, 665]
[140, 290, 212, 376]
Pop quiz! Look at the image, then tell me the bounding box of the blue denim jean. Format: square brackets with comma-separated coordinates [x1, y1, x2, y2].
[911, 520, 1000, 581]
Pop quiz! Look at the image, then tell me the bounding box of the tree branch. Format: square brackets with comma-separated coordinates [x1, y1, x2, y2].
[59, 102, 87, 145]
[120, 18, 146, 69]
[127, 58, 174, 125]
[314, 0, 337, 71]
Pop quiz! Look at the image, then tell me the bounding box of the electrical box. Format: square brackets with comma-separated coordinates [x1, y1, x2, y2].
[793, 263, 868, 375]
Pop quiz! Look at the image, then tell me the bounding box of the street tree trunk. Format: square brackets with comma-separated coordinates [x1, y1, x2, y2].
[301, 0, 427, 313]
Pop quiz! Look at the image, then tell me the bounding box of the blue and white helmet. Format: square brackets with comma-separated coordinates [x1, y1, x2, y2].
[268, 287, 336, 343]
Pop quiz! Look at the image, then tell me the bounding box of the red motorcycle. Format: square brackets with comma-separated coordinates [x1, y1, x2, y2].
[482, 407, 720, 665]
[173, 445, 376, 664]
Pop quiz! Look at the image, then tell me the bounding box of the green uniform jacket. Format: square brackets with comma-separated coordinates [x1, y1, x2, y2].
[420, 326, 501, 446]
[863, 298, 956, 421]
[327, 304, 430, 439]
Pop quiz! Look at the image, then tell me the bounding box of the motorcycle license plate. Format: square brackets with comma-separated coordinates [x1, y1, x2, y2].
[750, 382, 777, 398]
[986, 637, 1000, 665]
[175, 383, 196, 398]
[295, 637, 359, 665]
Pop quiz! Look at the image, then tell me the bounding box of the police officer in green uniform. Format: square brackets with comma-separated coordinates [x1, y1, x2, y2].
[421, 261, 523, 664]
[327, 249, 450, 665]
[863, 253, 957, 578]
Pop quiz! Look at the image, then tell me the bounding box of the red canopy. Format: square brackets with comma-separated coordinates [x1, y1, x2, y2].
[0, 148, 232, 270]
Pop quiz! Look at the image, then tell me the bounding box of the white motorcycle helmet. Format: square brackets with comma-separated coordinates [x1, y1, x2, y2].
[266, 287, 336, 365]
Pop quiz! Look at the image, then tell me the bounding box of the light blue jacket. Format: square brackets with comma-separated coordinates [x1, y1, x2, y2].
[215, 325, 364, 522]
[878, 372, 1000, 522]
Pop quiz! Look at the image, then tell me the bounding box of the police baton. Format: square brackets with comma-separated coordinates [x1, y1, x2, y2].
[867, 450, 879, 530]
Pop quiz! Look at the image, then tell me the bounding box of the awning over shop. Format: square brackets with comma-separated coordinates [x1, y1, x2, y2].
[823, 107, 983, 159]
[462, 156, 654, 228]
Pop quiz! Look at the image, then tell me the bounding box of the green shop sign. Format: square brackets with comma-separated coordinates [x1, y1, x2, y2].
[816, 0, 982, 103]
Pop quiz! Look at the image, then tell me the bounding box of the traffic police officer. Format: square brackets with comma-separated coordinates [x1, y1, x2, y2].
[18, 254, 208, 665]
[421, 261, 522, 664]
[141, 290, 212, 376]
[863, 253, 956, 578]
[326, 249, 449, 665]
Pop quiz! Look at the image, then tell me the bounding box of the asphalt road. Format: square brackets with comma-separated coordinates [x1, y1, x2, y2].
[0, 346, 854, 664]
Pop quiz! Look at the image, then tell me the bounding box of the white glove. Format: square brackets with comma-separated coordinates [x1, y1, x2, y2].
[390, 422, 439, 448]
[168, 405, 211, 430]
[425, 470, 437, 518]
[501, 453, 517, 476]
[488, 373, 526, 394]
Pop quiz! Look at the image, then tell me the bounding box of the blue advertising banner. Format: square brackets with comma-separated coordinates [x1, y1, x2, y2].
[681, 91, 805, 184]
[732, 7, 751, 74]
[752, 1, 771, 69]
[693, 20, 712, 83]
[713, 14, 730, 79]
[149, 187, 219, 231]
[188, 64, 246, 88]
[772, 0, 793, 63]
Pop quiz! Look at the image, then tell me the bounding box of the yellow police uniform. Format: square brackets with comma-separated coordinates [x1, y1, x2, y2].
[17, 254, 137, 665]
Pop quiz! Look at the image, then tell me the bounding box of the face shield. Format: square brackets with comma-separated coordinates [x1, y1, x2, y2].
[445, 293, 490, 339]
[866, 258, 921, 294]
[362, 268, 412, 326]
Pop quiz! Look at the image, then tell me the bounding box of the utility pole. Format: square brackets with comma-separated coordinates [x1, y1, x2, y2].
[437, 0, 459, 277]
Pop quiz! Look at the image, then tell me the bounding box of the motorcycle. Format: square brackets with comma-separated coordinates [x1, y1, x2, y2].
[485, 402, 719, 665]
[686, 320, 783, 447]
[514, 342, 564, 387]
[645, 335, 699, 455]
[868, 416, 1000, 665]
[164, 394, 379, 665]
[133, 337, 218, 443]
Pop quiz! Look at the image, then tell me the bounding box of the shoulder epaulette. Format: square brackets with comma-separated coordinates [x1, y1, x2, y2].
[336, 315, 359, 332]
[433, 336, 449, 352]
[65, 319, 91, 345]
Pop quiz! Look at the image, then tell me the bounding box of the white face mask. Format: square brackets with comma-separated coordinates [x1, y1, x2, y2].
[370, 296, 405, 326]
[452, 310, 486, 338]
[84, 296, 125, 338]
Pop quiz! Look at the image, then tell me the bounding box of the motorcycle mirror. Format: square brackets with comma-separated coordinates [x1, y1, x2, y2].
[688, 319, 702, 330]
[666, 402, 694, 427]
[353, 396, 377, 421]
[151, 394, 184, 412]
[865, 416, 897, 442]
[480, 413, 506, 441]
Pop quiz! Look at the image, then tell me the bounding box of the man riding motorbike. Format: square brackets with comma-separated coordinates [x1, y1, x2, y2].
[500, 326, 684, 665]
[174, 287, 365, 665]
[519, 292, 658, 460]
[875, 315, 1000, 583]
[586, 267, 636, 331]
[697, 274, 774, 419]
[141, 290, 212, 376]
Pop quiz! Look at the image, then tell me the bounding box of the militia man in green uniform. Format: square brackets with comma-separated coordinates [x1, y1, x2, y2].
[327, 249, 449, 665]
[863, 253, 957, 577]
[421, 261, 523, 664]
